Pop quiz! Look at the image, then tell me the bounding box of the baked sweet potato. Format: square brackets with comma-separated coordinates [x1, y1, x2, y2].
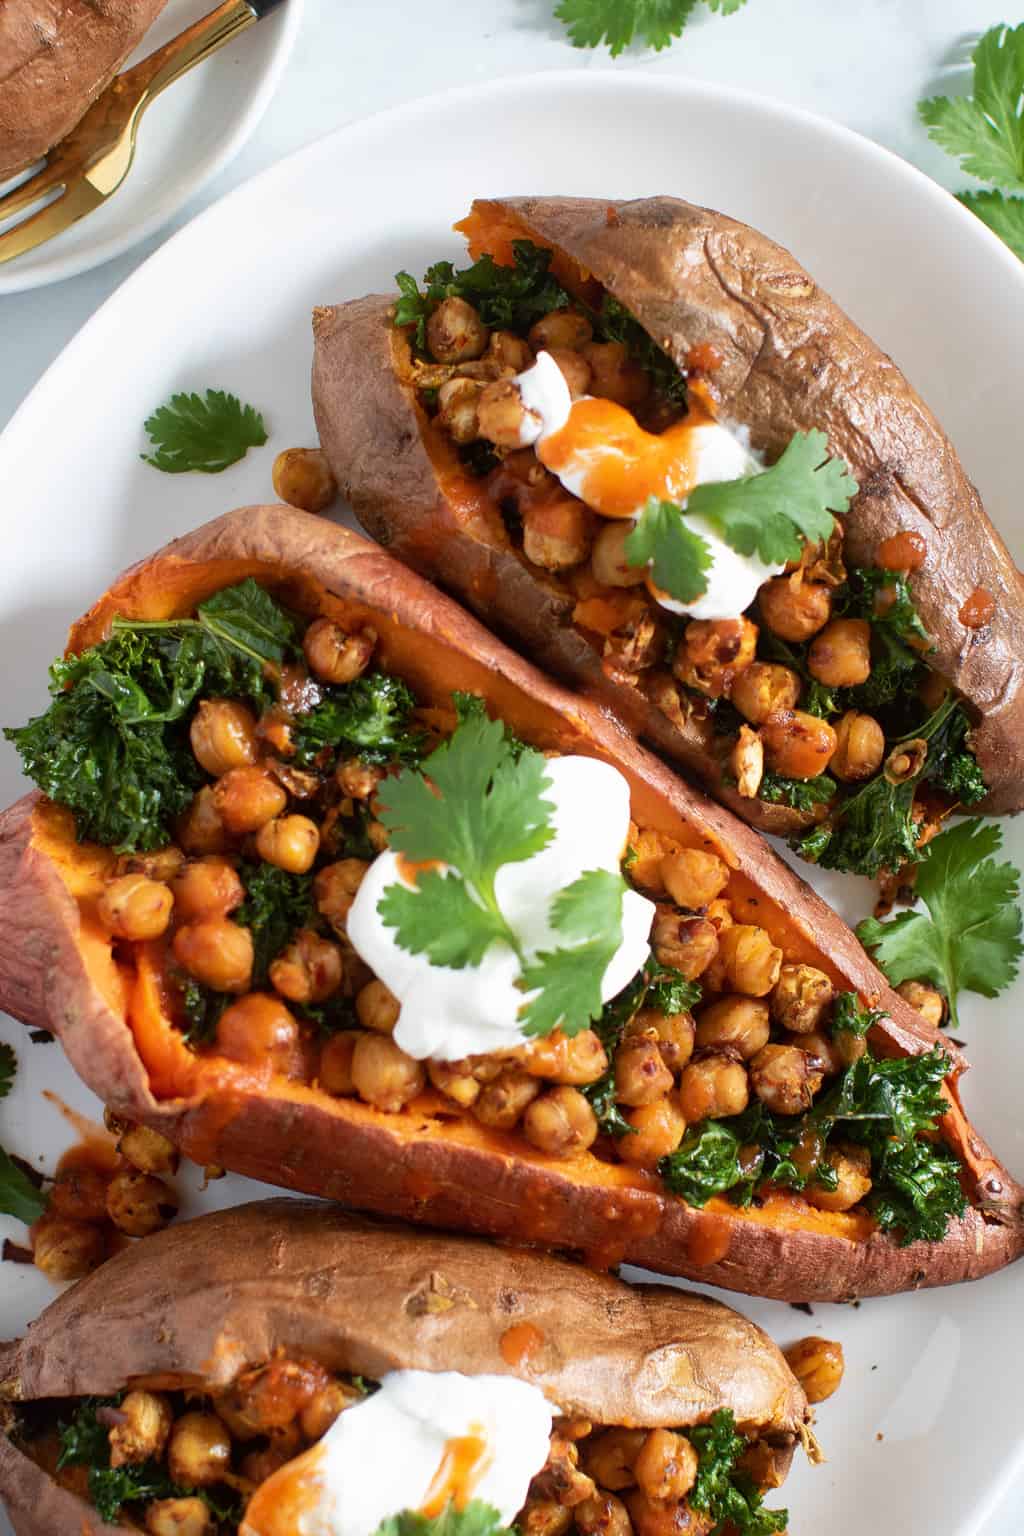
[0, 0, 168, 180]
[0, 1200, 810, 1536]
[311, 195, 1024, 879]
[0, 506, 1021, 1301]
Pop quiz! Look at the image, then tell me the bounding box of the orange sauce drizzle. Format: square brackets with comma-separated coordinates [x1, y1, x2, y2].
[420, 1426, 493, 1517]
[240, 1441, 326, 1536]
[538, 398, 713, 520]
[500, 1323, 545, 1368]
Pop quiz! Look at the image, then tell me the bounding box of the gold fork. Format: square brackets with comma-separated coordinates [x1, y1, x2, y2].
[0, 0, 286, 266]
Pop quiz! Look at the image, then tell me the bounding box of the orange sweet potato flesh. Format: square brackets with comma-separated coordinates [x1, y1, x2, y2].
[0, 506, 1020, 1302]
[311, 194, 1024, 826]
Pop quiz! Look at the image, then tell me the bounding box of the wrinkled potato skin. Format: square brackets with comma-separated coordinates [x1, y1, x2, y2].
[0, 508, 1020, 1304]
[312, 195, 1024, 818]
[0, 0, 169, 179]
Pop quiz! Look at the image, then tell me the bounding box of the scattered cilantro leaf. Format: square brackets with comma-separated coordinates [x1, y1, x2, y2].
[519, 870, 627, 1037]
[0, 1148, 46, 1225]
[142, 389, 267, 474]
[759, 772, 835, 813]
[373, 1502, 514, 1536]
[0, 1043, 16, 1100]
[395, 243, 568, 351]
[625, 496, 713, 604]
[958, 189, 1024, 259]
[688, 1410, 788, 1536]
[235, 862, 317, 987]
[292, 673, 424, 767]
[857, 819, 1022, 1029]
[919, 24, 1024, 192]
[555, 0, 748, 56]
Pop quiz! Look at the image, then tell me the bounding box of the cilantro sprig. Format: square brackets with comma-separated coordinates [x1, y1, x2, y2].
[857, 819, 1023, 1029]
[373, 1502, 514, 1536]
[555, 0, 748, 57]
[626, 497, 711, 604]
[142, 389, 268, 474]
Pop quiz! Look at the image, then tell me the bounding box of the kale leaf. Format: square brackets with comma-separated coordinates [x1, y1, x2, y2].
[584, 957, 700, 1137]
[235, 861, 317, 987]
[595, 295, 688, 406]
[688, 1410, 788, 1536]
[291, 673, 423, 768]
[395, 242, 569, 351]
[758, 772, 836, 813]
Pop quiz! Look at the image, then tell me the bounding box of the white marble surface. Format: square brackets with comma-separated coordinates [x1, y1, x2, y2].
[0, 0, 1021, 1529]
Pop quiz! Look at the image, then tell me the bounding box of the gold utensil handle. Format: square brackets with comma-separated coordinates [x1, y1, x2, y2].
[119, 0, 258, 107]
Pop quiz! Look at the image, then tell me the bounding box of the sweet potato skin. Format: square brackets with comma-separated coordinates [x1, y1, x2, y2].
[0, 505, 1021, 1302]
[312, 194, 1024, 820]
[0, 0, 168, 179]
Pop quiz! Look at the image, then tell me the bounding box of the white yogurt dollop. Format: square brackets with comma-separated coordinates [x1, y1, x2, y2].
[347, 755, 655, 1061]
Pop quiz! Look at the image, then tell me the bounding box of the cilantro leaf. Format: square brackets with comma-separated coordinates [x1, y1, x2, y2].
[919, 24, 1024, 192]
[519, 870, 627, 1038]
[0, 1043, 16, 1100]
[857, 819, 1023, 1029]
[625, 497, 712, 604]
[958, 189, 1024, 259]
[142, 389, 268, 474]
[554, 0, 751, 55]
[0, 1148, 46, 1225]
[689, 1410, 788, 1536]
[378, 869, 511, 969]
[373, 1502, 514, 1536]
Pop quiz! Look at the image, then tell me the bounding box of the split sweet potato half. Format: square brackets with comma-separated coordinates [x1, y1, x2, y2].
[0, 506, 1021, 1301]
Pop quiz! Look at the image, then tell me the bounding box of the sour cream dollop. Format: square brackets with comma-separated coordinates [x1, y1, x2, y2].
[241, 1370, 554, 1536]
[347, 755, 655, 1061]
[512, 351, 783, 620]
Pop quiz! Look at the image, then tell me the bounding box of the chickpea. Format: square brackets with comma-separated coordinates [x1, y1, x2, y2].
[523, 1086, 598, 1157]
[239, 1436, 300, 1484]
[760, 710, 838, 779]
[523, 497, 592, 571]
[718, 925, 782, 997]
[109, 1390, 172, 1468]
[535, 1433, 596, 1507]
[783, 1336, 846, 1402]
[749, 1043, 823, 1116]
[302, 618, 376, 686]
[106, 1168, 178, 1237]
[548, 347, 593, 398]
[730, 662, 801, 725]
[319, 1031, 359, 1096]
[352, 1033, 424, 1111]
[576, 1493, 633, 1536]
[529, 309, 593, 352]
[177, 786, 229, 856]
[217, 993, 305, 1078]
[299, 1379, 360, 1440]
[523, 1029, 608, 1086]
[521, 1502, 574, 1536]
[171, 858, 244, 925]
[634, 1429, 698, 1504]
[146, 1499, 212, 1536]
[353, 978, 400, 1034]
[426, 296, 489, 363]
[617, 1096, 687, 1168]
[116, 846, 185, 882]
[627, 1009, 695, 1073]
[271, 929, 344, 1005]
[737, 1440, 790, 1492]
[167, 1412, 231, 1487]
[758, 577, 832, 641]
[896, 979, 946, 1029]
[805, 1144, 872, 1214]
[315, 858, 370, 932]
[798, 1028, 845, 1076]
[97, 874, 173, 941]
[487, 330, 534, 373]
[614, 1036, 674, 1106]
[213, 766, 287, 835]
[582, 1428, 646, 1491]
[477, 378, 532, 447]
[660, 848, 729, 911]
[48, 1162, 110, 1223]
[255, 813, 320, 874]
[189, 699, 258, 777]
[474, 1069, 542, 1129]
[807, 617, 872, 688]
[117, 1124, 179, 1177]
[424, 1058, 478, 1108]
[626, 1490, 710, 1536]
[651, 913, 719, 980]
[679, 1054, 749, 1120]
[581, 341, 650, 407]
[437, 376, 483, 445]
[272, 447, 337, 514]
[173, 918, 253, 993]
[673, 618, 757, 699]
[591, 520, 647, 588]
[695, 996, 770, 1059]
[730, 724, 764, 800]
[770, 964, 835, 1035]
[32, 1216, 106, 1281]
[831, 710, 886, 783]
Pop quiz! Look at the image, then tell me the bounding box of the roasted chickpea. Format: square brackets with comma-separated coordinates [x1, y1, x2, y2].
[581, 341, 649, 407]
[437, 376, 482, 444]
[255, 813, 320, 874]
[303, 618, 376, 685]
[116, 846, 185, 882]
[487, 330, 534, 373]
[805, 1144, 872, 1214]
[523, 1086, 598, 1158]
[798, 1028, 844, 1076]
[477, 378, 532, 447]
[299, 1379, 361, 1439]
[770, 964, 835, 1034]
[582, 1428, 646, 1492]
[523, 497, 592, 571]
[146, 1499, 212, 1536]
[730, 662, 801, 725]
[239, 1438, 300, 1484]
[760, 710, 838, 779]
[216, 993, 305, 1078]
[535, 1433, 597, 1507]
[32, 1216, 106, 1281]
[614, 1036, 674, 1106]
[98, 874, 173, 941]
[758, 577, 832, 641]
[270, 929, 344, 1004]
[695, 995, 770, 1058]
[575, 1493, 633, 1536]
[318, 1031, 359, 1096]
[48, 1162, 110, 1223]
[315, 858, 370, 931]
[116, 1124, 179, 1177]
[177, 786, 229, 856]
[830, 710, 886, 782]
[627, 1008, 695, 1074]
[679, 1054, 749, 1120]
[651, 912, 719, 980]
[591, 520, 647, 588]
[737, 1440, 791, 1492]
[749, 1043, 823, 1116]
[272, 447, 337, 514]
[106, 1169, 178, 1237]
[626, 1489, 710, 1536]
[355, 978, 400, 1034]
[173, 918, 253, 992]
[660, 848, 729, 911]
[189, 699, 258, 777]
[529, 309, 593, 351]
[807, 617, 872, 687]
[523, 1029, 608, 1086]
[730, 725, 764, 800]
[718, 925, 782, 997]
[109, 1390, 173, 1468]
[673, 618, 757, 699]
[427, 1059, 481, 1108]
[783, 1336, 846, 1402]
[521, 1502, 574, 1536]
[474, 1069, 541, 1129]
[426, 296, 489, 362]
[213, 765, 287, 835]
[352, 1033, 424, 1112]
[167, 1412, 231, 1487]
[896, 979, 946, 1028]
[616, 1096, 687, 1167]
[634, 1429, 698, 1504]
[548, 346, 593, 398]
[171, 857, 244, 923]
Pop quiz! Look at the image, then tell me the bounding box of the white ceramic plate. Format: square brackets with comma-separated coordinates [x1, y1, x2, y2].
[1, 72, 1022, 1536]
[0, 0, 303, 294]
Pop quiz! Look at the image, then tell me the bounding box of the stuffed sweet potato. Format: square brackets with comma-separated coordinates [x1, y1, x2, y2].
[312, 195, 1024, 881]
[0, 0, 169, 180]
[0, 1200, 812, 1536]
[0, 506, 1021, 1301]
